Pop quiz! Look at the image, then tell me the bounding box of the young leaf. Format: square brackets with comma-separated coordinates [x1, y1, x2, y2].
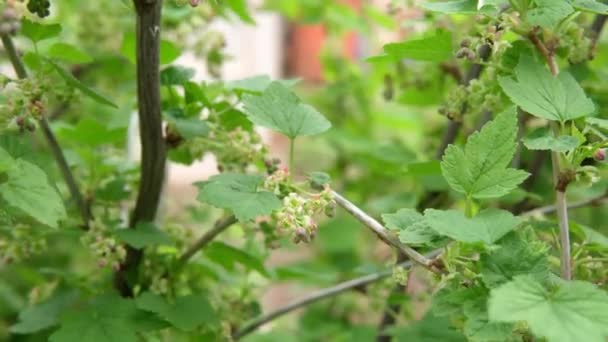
[48, 60, 118, 108]
[0, 159, 66, 228]
[47, 43, 93, 64]
[160, 66, 195, 86]
[498, 55, 595, 122]
[49, 294, 152, 342]
[382, 208, 440, 246]
[480, 233, 549, 287]
[10, 292, 79, 334]
[114, 222, 172, 249]
[421, 0, 477, 14]
[571, 0, 608, 14]
[381, 29, 453, 62]
[424, 208, 522, 245]
[21, 19, 62, 43]
[522, 129, 580, 152]
[488, 276, 608, 342]
[225, 75, 299, 94]
[205, 241, 269, 277]
[136, 292, 218, 332]
[441, 107, 529, 199]
[242, 82, 331, 139]
[195, 173, 281, 221]
[526, 0, 574, 28]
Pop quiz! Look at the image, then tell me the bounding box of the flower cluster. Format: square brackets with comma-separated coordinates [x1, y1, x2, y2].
[263, 167, 289, 195]
[80, 220, 126, 271]
[0, 224, 47, 264]
[190, 127, 267, 172]
[559, 21, 592, 64]
[0, 77, 49, 133]
[275, 187, 336, 244]
[0, 1, 24, 35]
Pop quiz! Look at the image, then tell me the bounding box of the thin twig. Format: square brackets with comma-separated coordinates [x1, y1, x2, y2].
[522, 193, 608, 217]
[232, 249, 443, 340]
[589, 9, 608, 58]
[332, 191, 439, 272]
[178, 215, 237, 265]
[1, 33, 90, 229]
[114, 0, 166, 297]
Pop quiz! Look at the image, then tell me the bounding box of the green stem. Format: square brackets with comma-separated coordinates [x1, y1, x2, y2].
[465, 196, 474, 218]
[289, 138, 295, 181]
[529, 33, 572, 281]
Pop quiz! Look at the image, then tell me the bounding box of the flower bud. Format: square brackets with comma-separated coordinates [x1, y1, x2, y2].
[594, 149, 606, 161]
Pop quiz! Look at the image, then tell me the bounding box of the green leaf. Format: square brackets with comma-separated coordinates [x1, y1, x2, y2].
[462, 296, 516, 342]
[115, 223, 172, 249]
[488, 276, 608, 342]
[381, 29, 453, 62]
[382, 209, 440, 246]
[206, 241, 269, 276]
[522, 129, 580, 152]
[0, 146, 12, 173]
[160, 65, 195, 86]
[195, 173, 281, 221]
[136, 292, 217, 331]
[225, 75, 299, 94]
[308, 171, 331, 189]
[498, 55, 595, 122]
[56, 118, 125, 146]
[121, 32, 181, 65]
[48, 60, 118, 108]
[391, 313, 467, 341]
[50, 294, 153, 342]
[526, 0, 573, 28]
[421, 0, 477, 14]
[424, 208, 522, 244]
[47, 43, 93, 64]
[571, 0, 608, 14]
[440, 108, 529, 199]
[10, 292, 78, 334]
[480, 233, 549, 287]
[21, 19, 62, 43]
[0, 159, 66, 228]
[586, 117, 608, 130]
[224, 0, 255, 23]
[242, 82, 331, 139]
[164, 113, 209, 139]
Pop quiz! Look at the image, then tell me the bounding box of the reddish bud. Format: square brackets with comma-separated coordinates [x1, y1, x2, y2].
[190, 0, 200, 7]
[594, 149, 606, 161]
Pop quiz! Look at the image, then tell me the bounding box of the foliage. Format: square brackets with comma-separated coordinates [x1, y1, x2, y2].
[0, 0, 607, 341]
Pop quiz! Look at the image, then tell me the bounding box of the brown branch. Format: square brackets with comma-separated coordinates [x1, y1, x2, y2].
[589, 8, 608, 58]
[332, 191, 441, 273]
[232, 249, 443, 340]
[1, 33, 90, 229]
[177, 215, 237, 265]
[114, 0, 166, 297]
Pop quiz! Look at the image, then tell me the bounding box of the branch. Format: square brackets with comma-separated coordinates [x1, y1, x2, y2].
[522, 192, 608, 218]
[177, 215, 237, 265]
[114, 0, 166, 297]
[589, 10, 608, 58]
[332, 191, 440, 273]
[435, 43, 492, 159]
[1, 33, 90, 228]
[232, 249, 443, 340]
[528, 32, 572, 280]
